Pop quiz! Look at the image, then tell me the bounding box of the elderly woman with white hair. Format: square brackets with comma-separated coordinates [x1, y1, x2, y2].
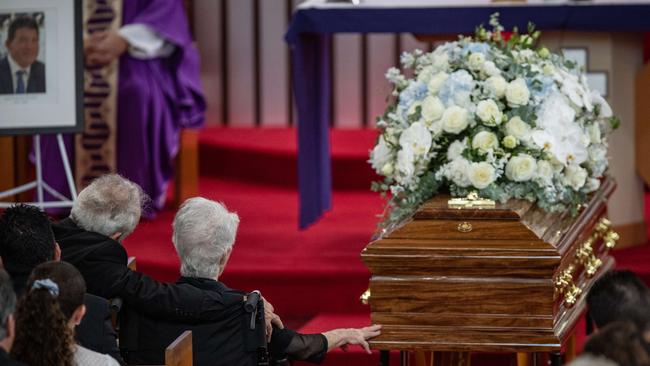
[121, 197, 382, 366]
[53, 174, 283, 327]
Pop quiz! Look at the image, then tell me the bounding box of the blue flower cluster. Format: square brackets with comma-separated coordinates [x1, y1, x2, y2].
[438, 70, 475, 108]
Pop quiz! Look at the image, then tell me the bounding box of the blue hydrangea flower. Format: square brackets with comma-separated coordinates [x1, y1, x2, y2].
[463, 42, 491, 56]
[398, 81, 428, 109]
[529, 76, 557, 99]
[438, 70, 475, 108]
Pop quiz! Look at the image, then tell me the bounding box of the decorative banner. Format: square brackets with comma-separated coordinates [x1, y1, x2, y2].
[75, 0, 122, 189]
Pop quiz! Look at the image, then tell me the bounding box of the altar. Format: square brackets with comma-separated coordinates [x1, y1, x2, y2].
[285, 0, 650, 250]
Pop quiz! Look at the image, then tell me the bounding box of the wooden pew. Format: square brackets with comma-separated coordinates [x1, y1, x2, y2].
[165, 331, 192, 366]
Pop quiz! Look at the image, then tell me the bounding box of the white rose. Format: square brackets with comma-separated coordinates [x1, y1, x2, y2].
[468, 162, 496, 189]
[399, 122, 432, 156]
[485, 75, 507, 99]
[427, 72, 449, 95]
[370, 135, 392, 174]
[431, 52, 450, 72]
[564, 165, 588, 190]
[472, 131, 499, 153]
[441, 106, 469, 134]
[381, 162, 394, 176]
[506, 154, 537, 182]
[447, 139, 467, 161]
[421, 96, 445, 122]
[502, 135, 518, 149]
[536, 160, 554, 185]
[468, 53, 485, 72]
[483, 61, 500, 76]
[542, 63, 555, 76]
[505, 116, 531, 142]
[506, 78, 530, 107]
[475, 100, 503, 126]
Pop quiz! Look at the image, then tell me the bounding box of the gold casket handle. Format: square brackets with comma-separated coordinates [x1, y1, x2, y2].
[360, 289, 371, 305]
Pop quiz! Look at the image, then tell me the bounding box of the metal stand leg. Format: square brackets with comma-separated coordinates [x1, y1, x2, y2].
[0, 133, 76, 209]
[380, 350, 390, 366]
[34, 134, 44, 208]
[549, 352, 563, 366]
[57, 133, 77, 199]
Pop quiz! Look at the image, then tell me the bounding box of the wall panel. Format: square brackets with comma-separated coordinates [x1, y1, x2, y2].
[227, 0, 255, 126]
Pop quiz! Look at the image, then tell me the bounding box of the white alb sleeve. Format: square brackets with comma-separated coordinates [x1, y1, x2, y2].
[118, 23, 176, 59]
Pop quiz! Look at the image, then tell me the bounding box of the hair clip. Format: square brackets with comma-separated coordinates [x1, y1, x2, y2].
[31, 278, 59, 297]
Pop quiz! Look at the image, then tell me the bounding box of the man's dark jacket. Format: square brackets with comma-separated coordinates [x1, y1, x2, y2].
[11, 270, 124, 364]
[53, 218, 220, 321]
[0, 57, 45, 94]
[122, 277, 327, 366]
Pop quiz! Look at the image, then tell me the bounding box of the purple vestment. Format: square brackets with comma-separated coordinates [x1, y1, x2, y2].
[40, 0, 205, 214]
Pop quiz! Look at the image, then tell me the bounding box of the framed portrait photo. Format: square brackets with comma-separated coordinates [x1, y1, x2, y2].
[0, 0, 83, 135]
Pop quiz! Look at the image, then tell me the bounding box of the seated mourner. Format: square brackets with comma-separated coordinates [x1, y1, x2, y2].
[582, 321, 650, 366]
[587, 270, 650, 329]
[52, 174, 281, 329]
[122, 197, 381, 366]
[0, 204, 122, 364]
[0, 270, 23, 366]
[12, 261, 119, 366]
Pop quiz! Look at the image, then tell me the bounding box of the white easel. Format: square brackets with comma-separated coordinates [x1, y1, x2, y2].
[0, 134, 77, 209]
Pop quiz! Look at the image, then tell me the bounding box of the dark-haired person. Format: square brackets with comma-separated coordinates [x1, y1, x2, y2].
[582, 321, 650, 366]
[0, 204, 123, 364]
[0, 270, 23, 366]
[12, 261, 119, 366]
[0, 16, 45, 94]
[123, 197, 381, 365]
[587, 270, 650, 329]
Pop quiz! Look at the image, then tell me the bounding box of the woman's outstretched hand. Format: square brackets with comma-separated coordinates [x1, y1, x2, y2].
[323, 324, 382, 354]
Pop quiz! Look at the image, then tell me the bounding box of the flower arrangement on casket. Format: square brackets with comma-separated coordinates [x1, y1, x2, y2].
[369, 14, 619, 228]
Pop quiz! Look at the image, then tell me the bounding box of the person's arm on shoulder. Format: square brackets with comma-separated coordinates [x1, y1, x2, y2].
[83, 244, 216, 321]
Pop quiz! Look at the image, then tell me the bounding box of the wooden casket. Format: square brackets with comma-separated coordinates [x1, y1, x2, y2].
[361, 177, 619, 353]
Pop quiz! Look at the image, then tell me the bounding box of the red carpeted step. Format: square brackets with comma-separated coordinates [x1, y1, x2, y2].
[198, 127, 380, 190]
[124, 177, 385, 317]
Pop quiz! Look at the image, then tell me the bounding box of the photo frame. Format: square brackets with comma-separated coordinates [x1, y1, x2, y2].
[0, 0, 83, 135]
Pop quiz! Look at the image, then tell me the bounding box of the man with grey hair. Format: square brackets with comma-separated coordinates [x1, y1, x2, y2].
[0, 269, 22, 365]
[122, 197, 381, 365]
[53, 174, 281, 325]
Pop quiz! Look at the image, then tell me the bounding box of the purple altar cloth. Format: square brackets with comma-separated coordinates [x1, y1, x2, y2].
[41, 0, 205, 214]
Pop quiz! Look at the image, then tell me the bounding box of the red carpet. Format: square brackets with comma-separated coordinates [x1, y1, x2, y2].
[123, 126, 650, 365]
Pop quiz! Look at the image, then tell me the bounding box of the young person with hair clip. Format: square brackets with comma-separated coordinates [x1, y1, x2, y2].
[11, 261, 119, 366]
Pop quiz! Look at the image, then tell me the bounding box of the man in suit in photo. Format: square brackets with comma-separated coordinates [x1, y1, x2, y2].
[0, 16, 45, 94]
